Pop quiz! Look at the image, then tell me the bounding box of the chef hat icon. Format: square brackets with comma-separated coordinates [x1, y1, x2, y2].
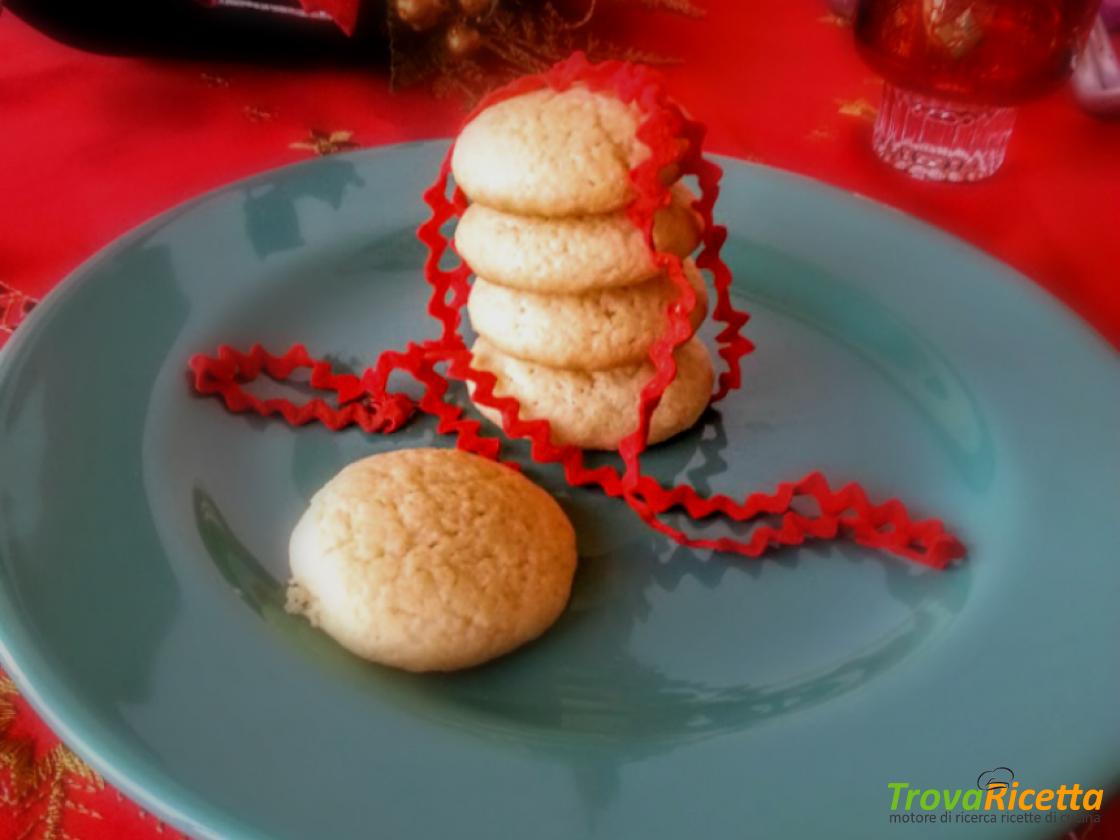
[977, 767, 1015, 790]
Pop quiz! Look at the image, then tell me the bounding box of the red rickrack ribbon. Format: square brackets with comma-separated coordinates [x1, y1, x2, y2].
[189, 53, 965, 570]
[189, 343, 415, 433]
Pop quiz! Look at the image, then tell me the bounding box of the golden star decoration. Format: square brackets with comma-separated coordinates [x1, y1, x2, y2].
[836, 97, 879, 120]
[243, 105, 277, 124]
[289, 130, 359, 156]
[0, 284, 36, 337]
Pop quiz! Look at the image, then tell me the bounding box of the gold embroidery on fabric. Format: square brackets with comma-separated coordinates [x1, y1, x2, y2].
[290, 129, 359, 156]
[836, 97, 878, 120]
[243, 105, 278, 123]
[0, 678, 103, 840]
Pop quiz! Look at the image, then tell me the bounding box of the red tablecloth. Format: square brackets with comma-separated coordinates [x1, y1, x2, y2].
[0, 3, 1117, 838]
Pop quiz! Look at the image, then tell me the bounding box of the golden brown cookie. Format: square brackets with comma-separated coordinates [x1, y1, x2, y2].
[469, 336, 714, 450]
[455, 183, 703, 293]
[468, 259, 708, 370]
[287, 448, 577, 672]
[451, 86, 656, 216]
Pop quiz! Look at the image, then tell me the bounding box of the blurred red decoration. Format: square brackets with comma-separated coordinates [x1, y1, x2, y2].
[298, 0, 361, 33]
[854, 0, 1102, 106]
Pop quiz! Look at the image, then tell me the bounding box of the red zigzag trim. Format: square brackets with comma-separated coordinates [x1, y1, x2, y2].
[189, 53, 965, 570]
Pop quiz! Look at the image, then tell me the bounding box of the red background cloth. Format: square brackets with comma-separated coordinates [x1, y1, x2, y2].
[0, 2, 1117, 838]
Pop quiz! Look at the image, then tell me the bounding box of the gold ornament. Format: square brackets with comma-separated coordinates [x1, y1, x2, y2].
[457, 0, 495, 17]
[395, 0, 450, 32]
[446, 21, 484, 59]
[0, 678, 104, 840]
[388, 0, 705, 102]
[289, 130, 359, 156]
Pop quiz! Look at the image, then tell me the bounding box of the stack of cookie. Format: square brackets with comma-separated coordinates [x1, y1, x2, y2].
[451, 85, 714, 450]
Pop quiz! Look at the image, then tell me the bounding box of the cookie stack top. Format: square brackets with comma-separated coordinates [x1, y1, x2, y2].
[452, 86, 703, 294]
[453, 86, 651, 217]
[451, 85, 714, 450]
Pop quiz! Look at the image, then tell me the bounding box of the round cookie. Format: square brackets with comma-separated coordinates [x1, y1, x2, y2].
[287, 448, 577, 672]
[468, 259, 709, 371]
[469, 336, 714, 451]
[451, 86, 662, 216]
[455, 183, 703, 293]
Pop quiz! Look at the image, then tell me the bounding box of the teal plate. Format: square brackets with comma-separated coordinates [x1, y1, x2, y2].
[0, 143, 1117, 840]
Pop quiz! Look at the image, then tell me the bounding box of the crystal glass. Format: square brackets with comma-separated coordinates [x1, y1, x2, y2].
[854, 0, 1102, 181]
